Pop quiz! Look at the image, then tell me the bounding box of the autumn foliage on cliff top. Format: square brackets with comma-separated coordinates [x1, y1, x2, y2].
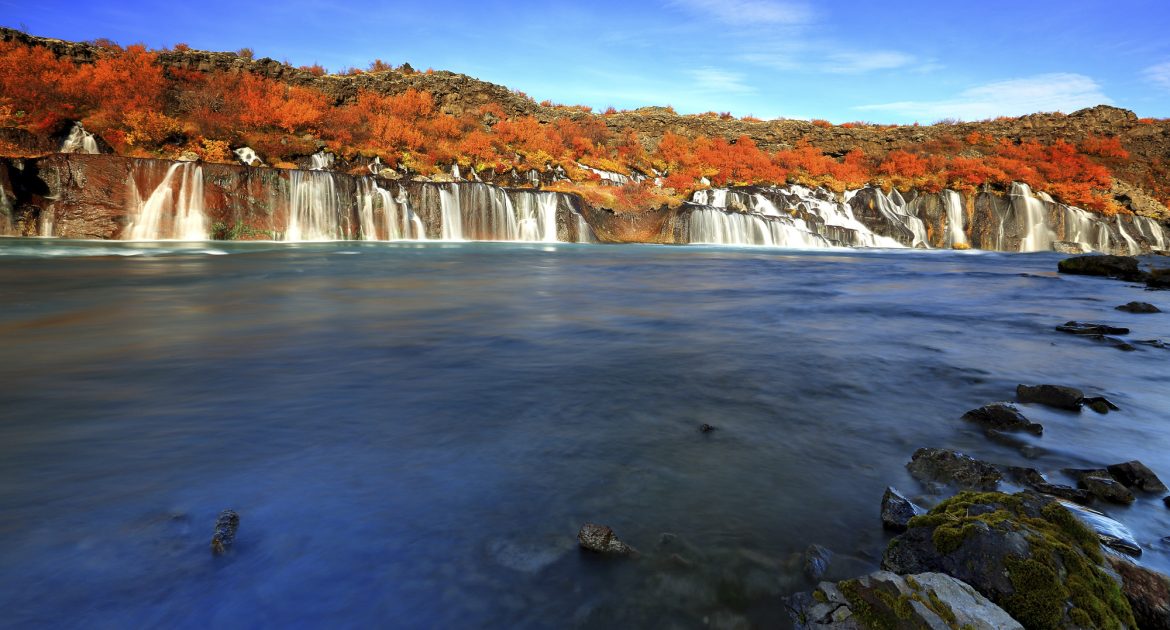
[0, 37, 1159, 215]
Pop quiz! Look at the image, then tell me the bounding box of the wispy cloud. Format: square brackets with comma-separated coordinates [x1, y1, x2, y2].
[689, 67, 756, 93]
[856, 73, 1111, 120]
[668, 0, 813, 25]
[1144, 61, 1170, 91]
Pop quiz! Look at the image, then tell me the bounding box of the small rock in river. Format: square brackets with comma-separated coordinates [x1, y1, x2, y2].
[906, 448, 1002, 491]
[1107, 460, 1169, 493]
[1164, 496, 1170, 509]
[880, 486, 924, 532]
[1079, 476, 1136, 504]
[1056, 321, 1130, 335]
[1057, 254, 1146, 281]
[802, 543, 833, 582]
[1082, 395, 1120, 413]
[963, 402, 1045, 433]
[577, 523, 636, 556]
[1116, 301, 1161, 313]
[699, 423, 716, 433]
[1016, 384, 1084, 411]
[210, 509, 240, 555]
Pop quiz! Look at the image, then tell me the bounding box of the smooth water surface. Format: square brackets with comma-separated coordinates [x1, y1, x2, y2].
[1, 240, 1168, 628]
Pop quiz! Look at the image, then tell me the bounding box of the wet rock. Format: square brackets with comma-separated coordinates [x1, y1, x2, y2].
[1082, 395, 1120, 413]
[1057, 254, 1146, 281]
[1149, 268, 1170, 290]
[882, 491, 1136, 629]
[1107, 460, 1169, 493]
[1107, 556, 1170, 630]
[1135, 339, 1170, 349]
[1164, 496, 1170, 509]
[788, 571, 1023, 630]
[1060, 499, 1143, 557]
[1116, 301, 1162, 313]
[802, 544, 833, 582]
[1005, 467, 1092, 502]
[698, 423, 716, 433]
[880, 486, 925, 532]
[1015, 384, 1084, 411]
[210, 509, 239, 555]
[1064, 467, 1111, 482]
[962, 402, 1044, 434]
[906, 448, 1002, 491]
[1056, 321, 1130, 335]
[577, 523, 636, 556]
[1079, 475, 1137, 504]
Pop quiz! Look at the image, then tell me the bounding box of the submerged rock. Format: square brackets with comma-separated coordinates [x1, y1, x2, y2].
[882, 491, 1136, 629]
[1015, 384, 1083, 411]
[1056, 321, 1131, 335]
[1135, 338, 1170, 349]
[906, 448, 1002, 491]
[1116, 301, 1162, 313]
[1149, 268, 1170, 289]
[1082, 395, 1120, 413]
[880, 486, 925, 532]
[1057, 254, 1146, 281]
[210, 509, 239, 555]
[1079, 475, 1136, 504]
[1108, 460, 1169, 493]
[1005, 466, 1092, 503]
[802, 543, 833, 582]
[1108, 556, 1170, 630]
[788, 571, 1023, 630]
[962, 402, 1044, 433]
[698, 423, 716, 433]
[577, 523, 636, 556]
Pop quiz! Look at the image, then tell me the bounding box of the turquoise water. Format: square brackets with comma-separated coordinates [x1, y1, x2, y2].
[1, 240, 1168, 628]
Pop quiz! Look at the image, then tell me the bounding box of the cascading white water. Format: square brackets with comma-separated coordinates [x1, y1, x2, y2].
[514, 192, 559, 242]
[60, 122, 99, 155]
[0, 188, 13, 236]
[310, 151, 335, 171]
[287, 170, 343, 241]
[1116, 218, 1140, 255]
[1064, 207, 1112, 253]
[942, 190, 968, 248]
[439, 185, 465, 240]
[688, 206, 832, 248]
[1011, 183, 1055, 252]
[125, 162, 208, 240]
[576, 215, 598, 243]
[576, 163, 631, 186]
[868, 188, 929, 248]
[1133, 216, 1167, 251]
[355, 179, 427, 240]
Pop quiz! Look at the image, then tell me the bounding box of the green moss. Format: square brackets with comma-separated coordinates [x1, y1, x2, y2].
[894, 491, 1136, 630]
[211, 220, 275, 240]
[926, 590, 958, 626]
[812, 589, 827, 603]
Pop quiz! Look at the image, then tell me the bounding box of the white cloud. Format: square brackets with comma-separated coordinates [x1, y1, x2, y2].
[1144, 61, 1170, 90]
[690, 67, 756, 93]
[856, 73, 1111, 121]
[822, 51, 916, 74]
[669, 0, 813, 25]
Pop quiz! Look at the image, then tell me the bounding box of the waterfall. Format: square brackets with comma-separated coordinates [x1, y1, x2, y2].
[1064, 207, 1112, 253]
[577, 215, 598, 243]
[577, 163, 631, 186]
[1116, 218, 1140, 255]
[355, 179, 427, 240]
[1011, 183, 1054, 252]
[687, 207, 832, 247]
[0, 186, 13, 236]
[514, 191, 559, 242]
[942, 190, 968, 248]
[125, 162, 208, 240]
[439, 185, 465, 240]
[60, 122, 99, 155]
[868, 188, 929, 247]
[287, 170, 343, 241]
[310, 151, 335, 171]
[1134, 216, 1167, 251]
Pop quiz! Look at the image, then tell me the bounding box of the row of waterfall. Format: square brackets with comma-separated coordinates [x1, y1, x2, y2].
[686, 183, 1167, 254]
[106, 161, 596, 243]
[59, 122, 99, 155]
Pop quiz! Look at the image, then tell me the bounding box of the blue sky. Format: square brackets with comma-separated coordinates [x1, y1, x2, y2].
[3, 0, 1169, 123]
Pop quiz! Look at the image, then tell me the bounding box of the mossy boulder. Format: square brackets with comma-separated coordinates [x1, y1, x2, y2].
[882, 491, 1135, 629]
[906, 448, 1002, 492]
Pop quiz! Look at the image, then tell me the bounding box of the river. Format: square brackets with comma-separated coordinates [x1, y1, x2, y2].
[1, 239, 1167, 628]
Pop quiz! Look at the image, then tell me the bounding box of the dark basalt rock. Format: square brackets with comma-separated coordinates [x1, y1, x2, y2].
[577, 523, 636, 556]
[1079, 475, 1136, 504]
[1004, 467, 1091, 503]
[1108, 556, 1170, 630]
[1135, 338, 1170, 349]
[1056, 321, 1131, 335]
[1082, 395, 1120, 413]
[906, 448, 1002, 491]
[962, 402, 1044, 433]
[1116, 301, 1162, 313]
[1057, 254, 1146, 281]
[880, 486, 925, 532]
[1149, 268, 1170, 290]
[1164, 496, 1170, 509]
[802, 543, 833, 582]
[1015, 384, 1084, 411]
[1107, 460, 1169, 493]
[698, 423, 716, 433]
[210, 509, 239, 555]
[881, 491, 1135, 630]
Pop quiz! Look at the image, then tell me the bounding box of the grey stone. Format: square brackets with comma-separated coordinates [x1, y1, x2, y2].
[1079, 475, 1137, 504]
[963, 402, 1044, 433]
[577, 523, 636, 556]
[1116, 301, 1161, 313]
[907, 448, 1002, 491]
[803, 543, 833, 582]
[1107, 460, 1169, 493]
[1015, 384, 1084, 411]
[881, 486, 925, 532]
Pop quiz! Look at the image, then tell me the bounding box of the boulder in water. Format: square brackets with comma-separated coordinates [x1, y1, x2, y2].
[882, 491, 1136, 629]
[1078, 475, 1136, 504]
[1149, 268, 1170, 290]
[802, 543, 833, 582]
[906, 448, 1002, 491]
[210, 509, 239, 555]
[1015, 384, 1083, 411]
[787, 571, 1023, 630]
[1107, 460, 1168, 493]
[880, 486, 925, 532]
[962, 402, 1044, 433]
[1107, 556, 1170, 630]
[577, 523, 636, 556]
[1082, 395, 1120, 413]
[698, 423, 716, 433]
[1116, 301, 1162, 313]
[1057, 254, 1146, 281]
[1056, 321, 1130, 335]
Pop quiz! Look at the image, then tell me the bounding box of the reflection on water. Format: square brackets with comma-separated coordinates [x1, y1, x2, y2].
[1, 240, 1168, 627]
